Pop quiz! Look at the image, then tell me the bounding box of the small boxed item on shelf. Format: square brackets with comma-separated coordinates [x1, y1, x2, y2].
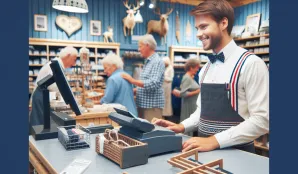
[49, 50, 56, 56]
[264, 47, 269, 52]
[33, 69, 39, 75]
[58, 125, 91, 151]
[96, 129, 148, 169]
[33, 58, 40, 65]
[33, 50, 40, 55]
[41, 50, 47, 55]
[40, 57, 47, 65]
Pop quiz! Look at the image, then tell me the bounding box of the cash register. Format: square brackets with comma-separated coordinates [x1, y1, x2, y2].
[109, 108, 182, 156]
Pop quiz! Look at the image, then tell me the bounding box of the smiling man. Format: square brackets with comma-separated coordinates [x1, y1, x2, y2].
[153, 0, 269, 153]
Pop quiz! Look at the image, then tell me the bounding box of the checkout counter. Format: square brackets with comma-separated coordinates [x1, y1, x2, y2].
[29, 109, 269, 174]
[29, 134, 269, 174]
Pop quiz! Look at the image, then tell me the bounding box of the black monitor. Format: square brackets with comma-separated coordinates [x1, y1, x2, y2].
[30, 59, 81, 140]
[50, 60, 81, 115]
[114, 107, 138, 119]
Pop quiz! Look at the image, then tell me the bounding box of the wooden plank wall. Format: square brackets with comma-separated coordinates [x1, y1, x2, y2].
[29, 0, 269, 50]
[234, 0, 269, 26]
[29, 0, 197, 51]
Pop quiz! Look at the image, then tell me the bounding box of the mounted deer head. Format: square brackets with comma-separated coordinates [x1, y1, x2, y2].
[147, 8, 174, 45]
[123, 0, 140, 17]
[153, 8, 173, 23]
[122, 0, 141, 36]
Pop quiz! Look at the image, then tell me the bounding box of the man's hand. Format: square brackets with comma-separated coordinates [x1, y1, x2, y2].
[121, 73, 134, 83]
[151, 118, 185, 133]
[133, 88, 137, 95]
[182, 136, 220, 152]
[122, 73, 144, 87]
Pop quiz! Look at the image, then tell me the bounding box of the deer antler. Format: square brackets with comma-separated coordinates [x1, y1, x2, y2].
[123, 0, 131, 9]
[153, 8, 161, 16]
[133, 0, 140, 11]
[165, 8, 173, 16]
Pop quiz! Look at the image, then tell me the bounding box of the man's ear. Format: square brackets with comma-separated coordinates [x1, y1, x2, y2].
[220, 17, 229, 32]
[66, 53, 71, 58]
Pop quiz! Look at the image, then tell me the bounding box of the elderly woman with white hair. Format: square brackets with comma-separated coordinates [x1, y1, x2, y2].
[100, 53, 137, 116]
[162, 57, 174, 117]
[121, 34, 165, 122]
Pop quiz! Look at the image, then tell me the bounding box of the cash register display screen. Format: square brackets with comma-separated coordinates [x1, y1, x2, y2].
[114, 108, 137, 118]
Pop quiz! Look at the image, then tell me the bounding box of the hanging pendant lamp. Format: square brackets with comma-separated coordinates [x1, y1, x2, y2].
[135, 10, 143, 23]
[52, 0, 89, 13]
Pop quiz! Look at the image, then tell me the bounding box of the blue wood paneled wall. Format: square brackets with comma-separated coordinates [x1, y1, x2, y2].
[234, 0, 269, 26]
[29, 0, 269, 51]
[29, 0, 197, 51]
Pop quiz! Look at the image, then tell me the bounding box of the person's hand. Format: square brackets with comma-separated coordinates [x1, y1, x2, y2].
[133, 88, 137, 95]
[195, 88, 201, 95]
[172, 89, 181, 97]
[121, 73, 134, 83]
[182, 136, 220, 152]
[151, 118, 185, 133]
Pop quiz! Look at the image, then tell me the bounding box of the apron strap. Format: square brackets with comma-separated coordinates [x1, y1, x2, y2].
[229, 51, 253, 112]
[199, 62, 211, 85]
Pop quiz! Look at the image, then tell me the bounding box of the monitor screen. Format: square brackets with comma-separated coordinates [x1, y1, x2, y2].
[114, 107, 138, 118]
[50, 60, 82, 116]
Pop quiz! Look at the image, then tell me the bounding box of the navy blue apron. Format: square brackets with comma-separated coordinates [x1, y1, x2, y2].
[30, 87, 44, 126]
[198, 51, 255, 153]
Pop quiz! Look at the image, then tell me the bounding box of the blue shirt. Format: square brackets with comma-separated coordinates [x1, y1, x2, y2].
[136, 53, 165, 108]
[100, 69, 138, 116]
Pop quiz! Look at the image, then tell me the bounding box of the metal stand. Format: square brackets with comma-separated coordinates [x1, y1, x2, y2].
[31, 74, 58, 140]
[32, 87, 59, 140]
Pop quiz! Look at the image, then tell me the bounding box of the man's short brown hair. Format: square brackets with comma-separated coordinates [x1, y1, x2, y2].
[190, 0, 234, 35]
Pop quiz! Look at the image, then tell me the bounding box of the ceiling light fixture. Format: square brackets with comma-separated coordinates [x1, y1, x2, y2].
[149, 0, 156, 9]
[140, 0, 145, 6]
[52, 0, 89, 13]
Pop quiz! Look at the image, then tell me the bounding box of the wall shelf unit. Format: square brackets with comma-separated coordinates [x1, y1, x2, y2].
[29, 38, 120, 93]
[169, 46, 212, 69]
[234, 34, 270, 68]
[234, 34, 269, 41]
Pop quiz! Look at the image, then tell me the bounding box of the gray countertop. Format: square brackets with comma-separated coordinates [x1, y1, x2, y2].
[29, 135, 269, 174]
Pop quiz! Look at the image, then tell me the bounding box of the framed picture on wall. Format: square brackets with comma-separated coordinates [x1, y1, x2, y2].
[245, 13, 261, 34]
[90, 20, 101, 36]
[34, 14, 47, 32]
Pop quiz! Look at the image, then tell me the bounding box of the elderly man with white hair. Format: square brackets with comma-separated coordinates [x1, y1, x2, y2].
[35, 46, 78, 92]
[122, 34, 165, 122]
[30, 46, 78, 126]
[100, 53, 137, 116]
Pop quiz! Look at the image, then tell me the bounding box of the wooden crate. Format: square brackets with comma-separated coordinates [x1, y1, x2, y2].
[72, 112, 119, 127]
[96, 129, 148, 169]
